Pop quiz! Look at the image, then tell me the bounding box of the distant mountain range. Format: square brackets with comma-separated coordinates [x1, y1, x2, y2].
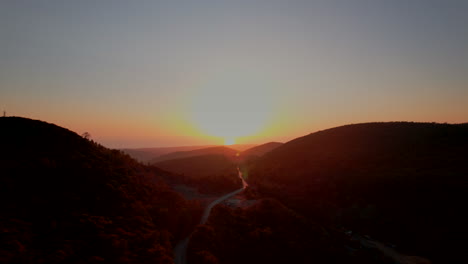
[121, 145, 216, 163]
[122, 144, 256, 163]
[123, 142, 282, 165]
[150, 146, 238, 163]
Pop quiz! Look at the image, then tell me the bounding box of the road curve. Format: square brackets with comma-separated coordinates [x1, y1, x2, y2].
[174, 167, 247, 264]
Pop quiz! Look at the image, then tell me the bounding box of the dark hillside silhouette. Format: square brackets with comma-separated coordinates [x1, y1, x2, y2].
[240, 142, 283, 158]
[151, 146, 238, 163]
[122, 145, 255, 163]
[156, 154, 240, 195]
[121, 145, 216, 163]
[0, 117, 200, 263]
[238, 142, 283, 170]
[248, 122, 468, 263]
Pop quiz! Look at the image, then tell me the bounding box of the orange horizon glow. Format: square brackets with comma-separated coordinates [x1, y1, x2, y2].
[1, 2, 467, 148]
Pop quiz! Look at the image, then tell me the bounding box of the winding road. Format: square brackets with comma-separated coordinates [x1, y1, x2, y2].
[174, 167, 248, 264]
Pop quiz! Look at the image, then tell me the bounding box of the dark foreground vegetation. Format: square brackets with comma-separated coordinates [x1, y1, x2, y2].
[188, 198, 395, 264]
[246, 122, 468, 263]
[2, 118, 466, 264]
[0, 117, 201, 263]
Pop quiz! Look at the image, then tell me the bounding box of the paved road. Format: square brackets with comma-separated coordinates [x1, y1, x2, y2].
[174, 168, 247, 264]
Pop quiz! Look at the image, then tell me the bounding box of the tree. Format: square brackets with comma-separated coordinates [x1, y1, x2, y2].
[82, 132, 91, 140]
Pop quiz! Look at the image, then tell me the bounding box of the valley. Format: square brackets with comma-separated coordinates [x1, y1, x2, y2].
[1, 117, 466, 264]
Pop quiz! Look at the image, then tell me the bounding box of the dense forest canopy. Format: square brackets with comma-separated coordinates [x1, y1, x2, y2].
[248, 122, 468, 263]
[0, 117, 200, 263]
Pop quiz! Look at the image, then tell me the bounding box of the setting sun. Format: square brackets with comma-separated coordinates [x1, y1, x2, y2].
[224, 137, 235, 145]
[189, 75, 274, 141]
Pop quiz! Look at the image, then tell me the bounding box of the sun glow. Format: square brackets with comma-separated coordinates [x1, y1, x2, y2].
[190, 76, 274, 141]
[224, 137, 235, 145]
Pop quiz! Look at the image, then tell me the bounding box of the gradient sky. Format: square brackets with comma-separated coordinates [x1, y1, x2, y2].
[1, 0, 467, 148]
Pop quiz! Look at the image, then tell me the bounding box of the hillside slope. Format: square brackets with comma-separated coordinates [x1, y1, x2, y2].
[249, 122, 468, 262]
[0, 117, 199, 263]
[241, 142, 283, 158]
[156, 154, 240, 195]
[121, 145, 215, 163]
[151, 146, 237, 163]
[156, 154, 234, 178]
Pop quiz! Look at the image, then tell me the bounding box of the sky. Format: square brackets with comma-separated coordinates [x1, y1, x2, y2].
[1, 0, 467, 148]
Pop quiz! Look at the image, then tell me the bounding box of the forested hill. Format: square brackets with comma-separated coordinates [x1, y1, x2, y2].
[150, 146, 237, 163]
[240, 142, 283, 158]
[249, 122, 468, 263]
[254, 122, 468, 173]
[155, 154, 241, 195]
[0, 117, 198, 263]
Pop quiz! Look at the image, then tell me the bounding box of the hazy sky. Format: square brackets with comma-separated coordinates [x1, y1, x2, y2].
[1, 0, 467, 148]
